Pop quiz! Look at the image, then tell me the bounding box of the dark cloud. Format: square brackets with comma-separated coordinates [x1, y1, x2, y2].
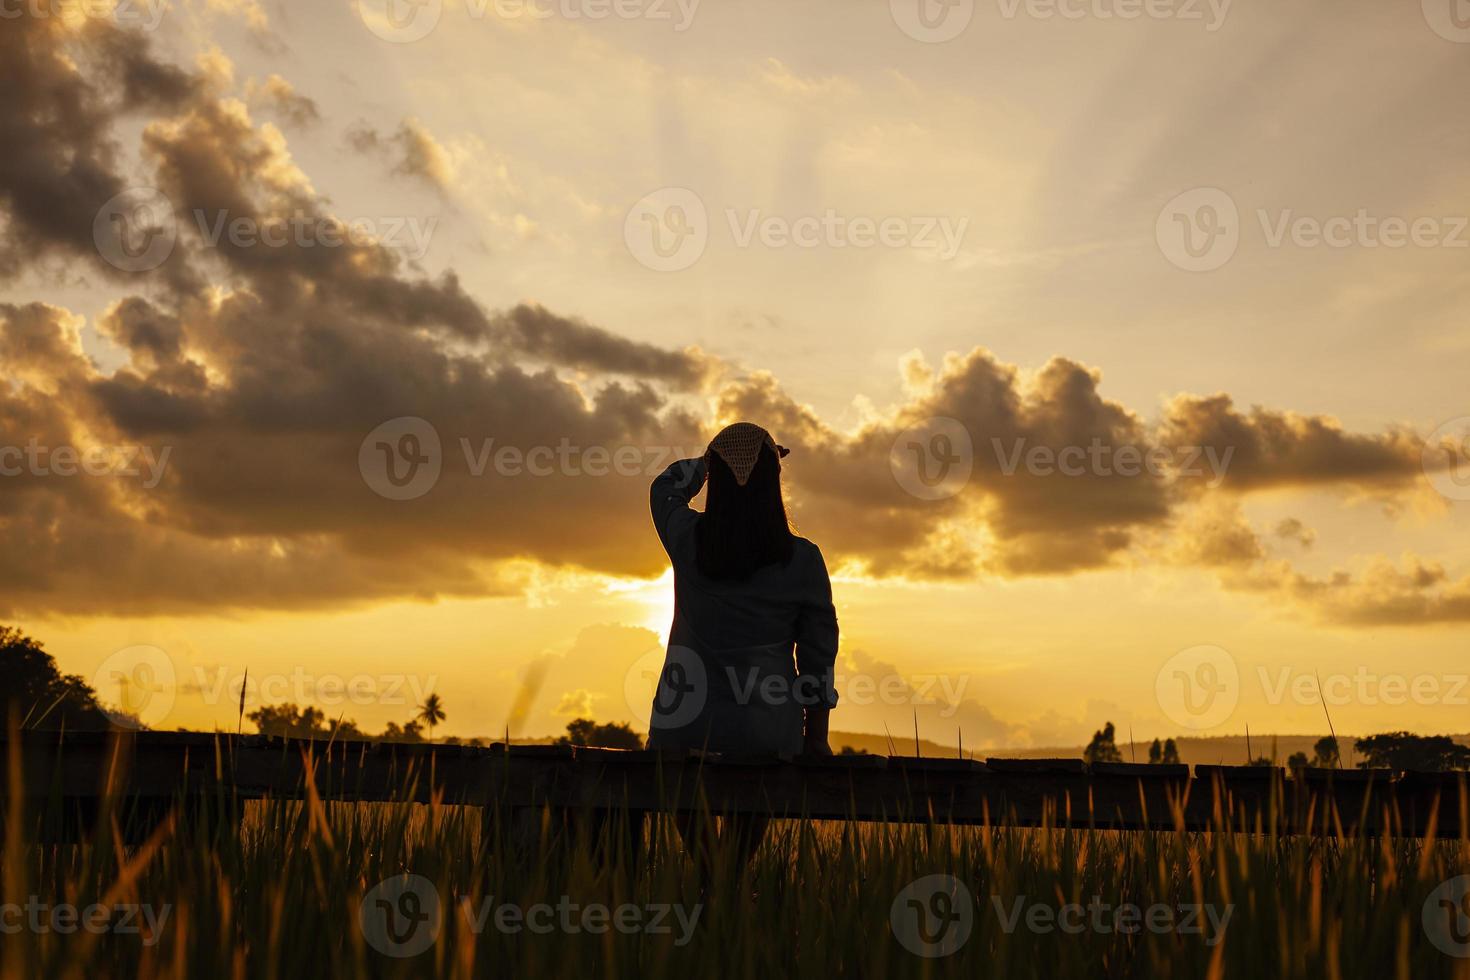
[141, 95, 490, 336]
[492, 304, 712, 389]
[0, 20, 715, 614]
[0, 18, 183, 277]
[718, 351, 1170, 577]
[1161, 394, 1422, 491]
[98, 296, 186, 368]
[0, 297, 709, 615]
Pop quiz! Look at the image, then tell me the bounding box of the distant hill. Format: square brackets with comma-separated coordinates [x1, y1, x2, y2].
[495, 730, 1470, 766]
[829, 731, 967, 757]
[979, 735, 1346, 767]
[505, 730, 969, 756]
[832, 731, 1470, 766]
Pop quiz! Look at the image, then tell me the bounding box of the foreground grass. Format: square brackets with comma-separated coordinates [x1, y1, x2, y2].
[3, 788, 1470, 978]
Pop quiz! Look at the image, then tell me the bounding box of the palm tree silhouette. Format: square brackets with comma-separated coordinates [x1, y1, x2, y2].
[417, 692, 446, 743]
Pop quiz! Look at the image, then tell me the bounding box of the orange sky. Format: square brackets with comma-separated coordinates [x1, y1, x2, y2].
[2, 2, 1469, 749]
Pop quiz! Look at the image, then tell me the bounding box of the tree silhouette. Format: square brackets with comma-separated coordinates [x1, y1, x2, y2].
[0, 626, 111, 730]
[381, 720, 424, 742]
[245, 702, 448, 742]
[1355, 732, 1470, 772]
[1312, 736, 1340, 768]
[554, 718, 642, 750]
[247, 703, 364, 740]
[417, 693, 446, 743]
[1083, 722, 1123, 764]
[1146, 738, 1180, 764]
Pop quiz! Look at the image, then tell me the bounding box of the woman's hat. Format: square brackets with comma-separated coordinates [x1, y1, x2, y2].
[706, 422, 789, 486]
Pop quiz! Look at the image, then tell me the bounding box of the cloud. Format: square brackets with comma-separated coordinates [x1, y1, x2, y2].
[491, 304, 713, 389]
[1274, 517, 1315, 550]
[0, 17, 190, 279]
[1160, 394, 1423, 493]
[1165, 501, 1470, 626]
[719, 351, 1171, 577]
[0, 22, 711, 614]
[1165, 498, 1265, 568]
[828, 649, 1156, 751]
[1230, 554, 1470, 627]
[553, 689, 600, 717]
[246, 74, 320, 128]
[347, 118, 460, 191]
[837, 649, 1026, 749]
[206, 0, 271, 34]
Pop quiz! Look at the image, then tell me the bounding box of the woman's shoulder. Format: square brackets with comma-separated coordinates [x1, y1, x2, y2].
[789, 535, 827, 569]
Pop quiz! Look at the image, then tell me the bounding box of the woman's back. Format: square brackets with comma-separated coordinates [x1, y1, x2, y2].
[647, 444, 838, 756]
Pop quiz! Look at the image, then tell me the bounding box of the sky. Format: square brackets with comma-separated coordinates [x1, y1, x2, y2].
[2, 0, 1469, 749]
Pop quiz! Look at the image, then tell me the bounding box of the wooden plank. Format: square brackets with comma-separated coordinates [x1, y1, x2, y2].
[1089, 762, 1189, 778]
[985, 757, 1086, 774]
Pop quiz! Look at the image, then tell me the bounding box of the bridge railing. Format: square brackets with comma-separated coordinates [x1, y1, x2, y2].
[2, 731, 1466, 842]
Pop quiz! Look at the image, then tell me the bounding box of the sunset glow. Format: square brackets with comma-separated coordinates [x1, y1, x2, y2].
[3, 1, 1469, 751]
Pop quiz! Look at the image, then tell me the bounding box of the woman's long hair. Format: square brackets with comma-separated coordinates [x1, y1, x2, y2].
[695, 443, 794, 580]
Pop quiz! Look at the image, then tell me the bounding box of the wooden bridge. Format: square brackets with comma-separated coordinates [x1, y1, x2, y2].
[3, 730, 1467, 841]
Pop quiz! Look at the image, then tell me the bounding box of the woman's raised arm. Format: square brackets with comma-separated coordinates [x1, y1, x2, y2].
[649, 456, 706, 555]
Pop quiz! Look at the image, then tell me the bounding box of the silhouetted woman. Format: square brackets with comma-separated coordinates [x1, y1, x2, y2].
[648, 422, 839, 865]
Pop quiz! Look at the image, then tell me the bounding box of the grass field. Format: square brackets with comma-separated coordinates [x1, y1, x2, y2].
[5, 774, 1470, 980]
